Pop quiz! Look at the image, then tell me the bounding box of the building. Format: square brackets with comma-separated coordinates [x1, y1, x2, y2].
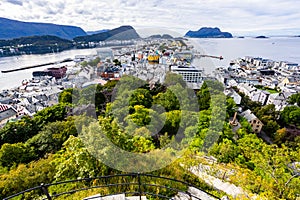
[251, 90, 270, 105]
[0, 104, 17, 127]
[224, 88, 242, 105]
[240, 109, 263, 133]
[46, 66, 67, 79]
[97, 48, 114, 61]
[267, 92, 288, 111]
[170, 65, 203, 83]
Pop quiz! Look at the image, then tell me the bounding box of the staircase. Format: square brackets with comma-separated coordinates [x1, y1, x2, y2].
[174, 187, 218, 200]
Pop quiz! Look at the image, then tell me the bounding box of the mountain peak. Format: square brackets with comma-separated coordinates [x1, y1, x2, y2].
[185, 27, 233, 38]
[0, 17, 87, 40]
[74, 25, 140, 42]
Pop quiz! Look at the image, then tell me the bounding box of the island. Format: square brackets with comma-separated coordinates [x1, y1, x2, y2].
[255, 35, 269, 39]
[184, 27, 233, 38]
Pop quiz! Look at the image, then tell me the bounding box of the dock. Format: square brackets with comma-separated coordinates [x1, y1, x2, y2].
[1, 58, 73, 73]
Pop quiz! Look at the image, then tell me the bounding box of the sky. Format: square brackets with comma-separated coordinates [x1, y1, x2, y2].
[0, 0, 300, 36]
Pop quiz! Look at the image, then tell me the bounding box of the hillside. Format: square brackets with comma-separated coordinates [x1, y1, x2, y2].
[74, 25, 140, 42]
[86, 29, 110, 35]
[0, 35, 74, 55]
[185, 27, 233, 38]
[0, 17, 87, 40]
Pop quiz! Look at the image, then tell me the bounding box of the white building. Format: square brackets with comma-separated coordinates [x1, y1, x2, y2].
[171, 66, 204, 83]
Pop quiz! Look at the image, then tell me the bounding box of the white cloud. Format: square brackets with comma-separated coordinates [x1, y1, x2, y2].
[0, 0, 300, 36]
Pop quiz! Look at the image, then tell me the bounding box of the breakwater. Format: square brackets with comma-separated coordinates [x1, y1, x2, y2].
[1, 58, 73, 73]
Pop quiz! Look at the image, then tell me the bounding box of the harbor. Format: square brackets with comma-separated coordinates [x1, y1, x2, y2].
[1, 37, 300, 126]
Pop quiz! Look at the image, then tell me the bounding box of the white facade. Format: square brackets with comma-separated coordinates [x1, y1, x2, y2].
[171, 66, 203, 83]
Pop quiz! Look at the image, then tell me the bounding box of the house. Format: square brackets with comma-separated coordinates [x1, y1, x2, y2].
[251, 90, 270, 105]
[241, 109, 263, 133]
[224, 88, 242, 105]
[0, 104, 17, 127]
[267, 92, 288, 111]
[237, 83, 257, 98]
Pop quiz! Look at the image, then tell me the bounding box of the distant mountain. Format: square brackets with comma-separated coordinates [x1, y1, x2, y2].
[147, 34, 173, 39]
[185, 27, 233, 38]
[0, 17, 87, 40]
[74, 26, 140, 42]
[86, 29, 110, 35]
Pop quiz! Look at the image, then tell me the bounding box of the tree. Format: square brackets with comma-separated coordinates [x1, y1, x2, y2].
[164, 72, 186, 88]
[52, 136, 106, 181]
[0, 156, 56, 199]
[280, 106, 300, 127]
[251, 144, 300, 199]
[197, 82, 211, 111]
[226, 97, 237, 118]
[287, 93, 300, 106]
[129, 88, 152, 108]
[33, 103, 68, 127]
[91, 57, 101, 66]
[263, 120, 280, 137]
[26, 118, 78, 157]
[0, 116, 39, 145]
[58, 88, 80, 104]
[0, 143, 37, 168]
[153, 89, 180, 112]
[209, 138, 241, 163]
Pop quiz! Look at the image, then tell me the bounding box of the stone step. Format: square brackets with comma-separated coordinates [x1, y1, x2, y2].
[174, 187, 218, 200]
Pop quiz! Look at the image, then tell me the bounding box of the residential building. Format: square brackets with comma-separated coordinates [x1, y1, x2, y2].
[241, 109, 263, 133]
[267, 92, 288, 111]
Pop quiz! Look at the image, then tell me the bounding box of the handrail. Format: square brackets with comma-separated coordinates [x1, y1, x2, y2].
[4, 173, 220, 200]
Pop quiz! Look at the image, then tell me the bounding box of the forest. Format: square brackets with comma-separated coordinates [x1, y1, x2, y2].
[0, 73, 299, 199]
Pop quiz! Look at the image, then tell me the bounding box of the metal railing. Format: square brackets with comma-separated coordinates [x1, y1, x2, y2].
[4, 173, 220, 200]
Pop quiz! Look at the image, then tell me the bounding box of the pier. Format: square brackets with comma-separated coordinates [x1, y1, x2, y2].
[1, 58, 73, 73]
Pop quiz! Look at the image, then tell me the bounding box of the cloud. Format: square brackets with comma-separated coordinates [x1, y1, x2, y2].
[4, 0, 23, 6]
[0, 0, 299, 35]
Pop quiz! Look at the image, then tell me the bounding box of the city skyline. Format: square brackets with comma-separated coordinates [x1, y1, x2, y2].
[0, 0, 300, 36]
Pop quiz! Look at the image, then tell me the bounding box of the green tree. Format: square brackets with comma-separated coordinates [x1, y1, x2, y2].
[0, 143, 37, 168]
[226, 97, 237, 118]
[280, 105, 300, 127]
[58, 88, 80, 104]
[26, 118, 78, 157]
[0, 156, 56, 199]
[209, 138, 241, 163]
[88, 57, 100, 66]
[251, 144, 300, 199]
[33, 103, 68, 127]
[197, 82, 211, 111]
[153, 89, 180, 112]
[53, 136, 106, 181]
[129, 88, 152, 108]
[263, 120, 280, 137]
[0, 116, 39, 145]
[164, 72, 186, 88]
[287, 93, 300, 106]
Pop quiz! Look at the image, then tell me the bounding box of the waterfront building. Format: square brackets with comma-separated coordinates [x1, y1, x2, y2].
[46, 66, 67, 79]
